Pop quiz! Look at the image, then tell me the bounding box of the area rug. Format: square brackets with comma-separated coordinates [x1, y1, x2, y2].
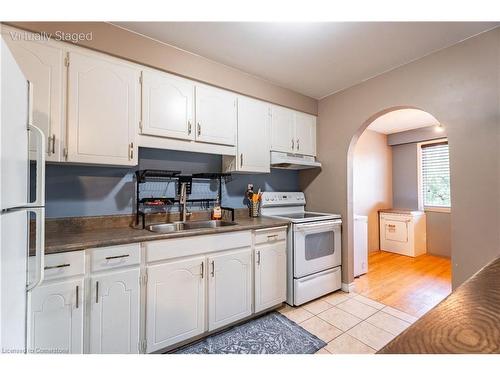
[172, 312, 325, 354]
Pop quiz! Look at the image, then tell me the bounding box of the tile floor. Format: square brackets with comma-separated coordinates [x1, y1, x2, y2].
[278, 290, 418, 354]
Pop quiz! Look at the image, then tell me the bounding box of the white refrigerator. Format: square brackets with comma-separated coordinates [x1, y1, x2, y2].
[0, 36, 46, 354]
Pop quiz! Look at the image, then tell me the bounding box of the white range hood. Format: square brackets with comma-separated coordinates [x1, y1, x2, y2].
[270, 151, 322, 170]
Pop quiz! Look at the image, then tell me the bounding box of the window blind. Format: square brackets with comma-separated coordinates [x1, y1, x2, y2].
[421, 141, 451, 208]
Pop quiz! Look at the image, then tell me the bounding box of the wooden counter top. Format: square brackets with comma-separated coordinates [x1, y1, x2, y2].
[378, 256, 500, 354]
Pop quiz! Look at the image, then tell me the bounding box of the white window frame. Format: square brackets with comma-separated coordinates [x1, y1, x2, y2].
[417, 138, 451, 213]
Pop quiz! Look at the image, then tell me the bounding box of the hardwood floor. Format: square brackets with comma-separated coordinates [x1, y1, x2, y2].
[354, 251, 451, 317]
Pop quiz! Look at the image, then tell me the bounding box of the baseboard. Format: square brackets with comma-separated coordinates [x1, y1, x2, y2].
[341, 282, 356, 293]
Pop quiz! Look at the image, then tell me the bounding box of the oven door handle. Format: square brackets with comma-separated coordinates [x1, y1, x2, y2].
[295, 221, 340, 232]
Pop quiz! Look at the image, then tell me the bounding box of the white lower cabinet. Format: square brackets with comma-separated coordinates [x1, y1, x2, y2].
[146, 256, 206, 353]
[27, 227, 286, 354]
[208, 248, 253, 330]
[89, 268, 140, 354]
[254, 241, 287, 313]
[28, 278, 84, 354]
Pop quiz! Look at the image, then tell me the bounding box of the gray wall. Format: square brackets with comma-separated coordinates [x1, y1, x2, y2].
[426, 212, 452, 258]
[353, 130, 392, 252]
[301, 28, 500, 288]
[392, 143, 419, 210]
[42, 148, 299, 218]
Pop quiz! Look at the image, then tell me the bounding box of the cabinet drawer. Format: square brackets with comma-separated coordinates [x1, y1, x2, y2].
[254, 227, 287, 245]
[30, 251, 85, 281]
[146, 231, 252, 263]
[89, 243, 141, 272]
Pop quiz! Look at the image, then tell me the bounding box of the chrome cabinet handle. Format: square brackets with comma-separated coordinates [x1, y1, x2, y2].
[291, 139, 294, 150]
[210, 260, 215, 277]
[51, 134, 55, 154]
[257, 251, 261, 265]
[188, 121, 192, 135]
[129, 142, 134, 160]
[44, 263, 70, 270]
[297, 138, 300, 151]
[200, 262, 204, 279]
[95, 281, 99, 304]
[76, 285, 79, 309]
[267, 234, 278, 241]
[240, 153, 243, 167]
[197, 123, 201, 136]
[105, 254, 129, 260]
[47, 135, 53, 155]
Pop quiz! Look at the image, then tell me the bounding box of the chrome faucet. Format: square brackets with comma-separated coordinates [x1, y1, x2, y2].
[179, 182, 190, 222]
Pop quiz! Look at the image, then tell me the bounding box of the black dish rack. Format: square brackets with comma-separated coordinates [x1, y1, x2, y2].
[135, 169, 234, 228]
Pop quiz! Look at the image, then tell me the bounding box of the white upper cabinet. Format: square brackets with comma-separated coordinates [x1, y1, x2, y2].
[4, 26, 316, 164]
[195, 85, 237, 146]
[271, 105, 295, 153]
[141, 70, 195, 141]
[236, 97, 270, 173]
[294, 112, 317, 156]
[271, 105, 317, 156]
[89, 268, 140, 354]
[223, 96, 270, 173]
[28, 278, 84, 354]
[66, 51, 139, 166]
[146, 256, 206, 353]
[3, 36, 64, 162]
[207, 248, 252, 331]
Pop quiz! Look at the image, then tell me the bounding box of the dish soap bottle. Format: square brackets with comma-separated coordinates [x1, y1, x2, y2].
[212, 195, 222, 220]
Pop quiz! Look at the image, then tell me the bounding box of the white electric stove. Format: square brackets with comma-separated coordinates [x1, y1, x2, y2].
[261, 192, 342, 306]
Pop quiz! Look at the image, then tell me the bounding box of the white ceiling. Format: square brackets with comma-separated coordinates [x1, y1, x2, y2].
[112, 22, 498, 99]
[367, 108, 440, 134]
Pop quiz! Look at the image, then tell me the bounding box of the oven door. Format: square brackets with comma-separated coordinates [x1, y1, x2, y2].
[293, 220, 341, 278]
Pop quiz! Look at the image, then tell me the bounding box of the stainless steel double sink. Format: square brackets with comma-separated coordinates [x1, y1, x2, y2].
[147, 220, 238, 233]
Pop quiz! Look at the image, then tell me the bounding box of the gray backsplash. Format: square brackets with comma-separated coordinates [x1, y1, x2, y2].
[41, 148, 299, 218]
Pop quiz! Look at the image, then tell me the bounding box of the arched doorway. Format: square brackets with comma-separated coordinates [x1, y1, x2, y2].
[347, 106, 452, 317]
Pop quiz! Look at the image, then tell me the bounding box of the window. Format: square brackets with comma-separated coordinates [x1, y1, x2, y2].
[419, 140, 451, 210]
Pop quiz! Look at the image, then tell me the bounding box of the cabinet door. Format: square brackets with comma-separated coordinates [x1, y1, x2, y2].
[146, 256, 205, 352]
[28, 279, 84, 354]
[195, 85, 237, 146]
[141, 70, 195, 141]
[4, 37, 64, 162]
[294, 112, 316, 156]
[236, 97, 270, 173]
[67, 51, 139, 166]
[255, 242, 287, 313]
[208, 248, 252, 331]
[89, 268, 140, 354]
[270, 105, 295, 153]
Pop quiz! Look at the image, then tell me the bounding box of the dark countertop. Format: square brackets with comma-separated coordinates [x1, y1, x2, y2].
[378, 256, 500, 354]
[42, 216, 289, 255]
